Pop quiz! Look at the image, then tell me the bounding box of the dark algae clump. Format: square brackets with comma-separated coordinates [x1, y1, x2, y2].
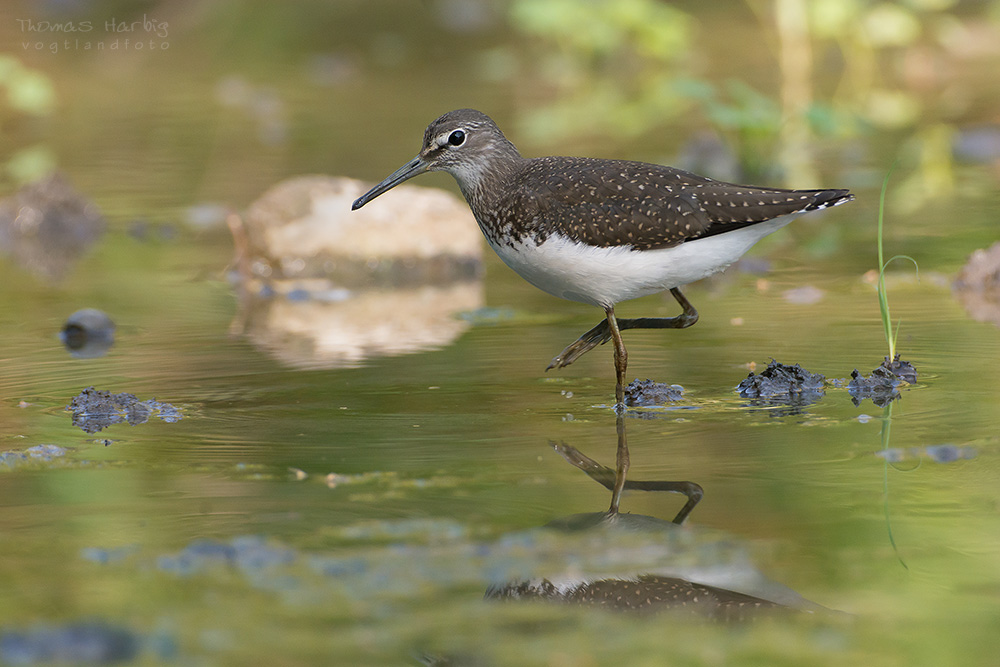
[847, 355, 917, 407]
[736, 360, 825, 403]
[66, 387, 182, 434]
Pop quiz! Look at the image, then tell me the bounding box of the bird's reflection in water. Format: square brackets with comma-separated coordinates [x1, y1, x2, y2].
[555, 411, 703, 523]
[486, 413, 835, 621]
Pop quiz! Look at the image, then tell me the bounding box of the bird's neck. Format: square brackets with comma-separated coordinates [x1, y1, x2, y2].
[451, 138, 525, 212]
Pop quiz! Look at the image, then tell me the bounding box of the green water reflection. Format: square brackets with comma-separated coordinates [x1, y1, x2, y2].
[1, 1, 999, 665]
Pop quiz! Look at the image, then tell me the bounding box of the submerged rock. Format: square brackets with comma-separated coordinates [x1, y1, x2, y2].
[66, 387, 182, 434]
[0, 172, 105, 281]
[60, 308, 115, 358]
[736, 360, 825, 404]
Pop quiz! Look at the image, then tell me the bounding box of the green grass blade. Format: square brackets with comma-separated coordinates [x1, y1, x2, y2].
[878, 253, 919, 359]
[877, 166, 894, 358]
[875, 163, 919, 360]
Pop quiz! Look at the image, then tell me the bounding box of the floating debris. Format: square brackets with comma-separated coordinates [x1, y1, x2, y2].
[736, 360, 825, 404]
[624, 379, 684, 407]
[60, 308, 115, 358]
[66, 387, 182, 434]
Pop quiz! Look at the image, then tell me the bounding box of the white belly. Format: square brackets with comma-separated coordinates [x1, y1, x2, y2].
[485, 215, 798, 307]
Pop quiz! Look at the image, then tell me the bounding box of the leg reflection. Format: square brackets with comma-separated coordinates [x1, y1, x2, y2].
[552, 411, 703, 524]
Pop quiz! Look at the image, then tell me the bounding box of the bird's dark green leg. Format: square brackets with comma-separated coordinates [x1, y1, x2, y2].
[546, 288, 699, 371]
[605, 305, 628, 410]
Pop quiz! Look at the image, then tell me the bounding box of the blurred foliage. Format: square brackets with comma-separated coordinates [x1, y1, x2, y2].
[673, 77, 795, 182]
[508, 0, 695, 141]
[509, 0, 1000, 196]
[0, 54, 57, 184]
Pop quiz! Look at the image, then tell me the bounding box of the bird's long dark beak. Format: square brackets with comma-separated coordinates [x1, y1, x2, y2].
[351, 156, 428, 210]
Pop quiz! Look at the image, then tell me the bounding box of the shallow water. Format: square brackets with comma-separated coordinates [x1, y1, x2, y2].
[4, 230, 999, 665]
[2, 2, 1000, 665]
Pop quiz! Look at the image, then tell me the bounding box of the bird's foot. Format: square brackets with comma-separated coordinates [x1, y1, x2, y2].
[545, 320, 611, 371]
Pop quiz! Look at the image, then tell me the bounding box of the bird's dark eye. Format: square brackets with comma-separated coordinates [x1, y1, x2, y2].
[448, 130, 466, 146]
